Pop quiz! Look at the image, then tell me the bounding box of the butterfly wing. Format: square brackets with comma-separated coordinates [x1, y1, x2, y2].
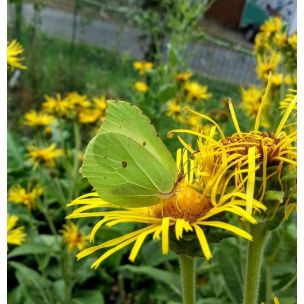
[80, 100, 178, 207]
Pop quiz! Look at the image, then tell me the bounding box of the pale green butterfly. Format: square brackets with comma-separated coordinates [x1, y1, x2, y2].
[80, 100, 179, 208]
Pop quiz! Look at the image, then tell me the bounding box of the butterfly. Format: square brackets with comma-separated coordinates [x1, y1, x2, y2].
[80, 100, 178, 208]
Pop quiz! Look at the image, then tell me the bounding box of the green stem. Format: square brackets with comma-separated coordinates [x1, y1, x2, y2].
[243, 224, 270, 304]
[179, 255, 196, 304]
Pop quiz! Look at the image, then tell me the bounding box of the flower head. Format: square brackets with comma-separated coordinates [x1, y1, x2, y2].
[240, 86, 270, 128]
[260, 17, 283, 35]
[27, 144, 64, 168]
[65, 92, 91, 109]
[8, 184, 43, 209]
[256, 52, 281, 80]
[24, 110, 55, 127]
[60, 222, 89, 252]
[184, 81, 211, 101]
[7, 40, 26, 70]
[93, 96, 107, 111]
[67, 147, 263, 268]
[134, 81, 149, 93]
[176, 72, 193, 83]
[167, 99, 183, 122]
[7, 215, 26, 247]
[133, 61, 153, 75]
[42, 94, 73, 117]
[78, 108, 102, 124]
[172, 81, 297, 218]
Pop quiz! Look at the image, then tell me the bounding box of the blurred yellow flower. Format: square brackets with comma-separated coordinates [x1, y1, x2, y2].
[66, 92, 91, 108]
[42, 94, 73, 116]
[184, 81, 211, 101]
[256, 52, 281, 80]
[7, 215, 26, 247]
[260, 16, 283, 35]
[93, 96, 107, 111]
[67, 149, 261, 268]
[167, 99, 183, 122]
[24, 110, 55, 127]
[284, 74, 297, 86]
[254, 32, 269, 52]
[78, 108, 102, 124]
[134, 81, 149, 93]
[240, 86, 270, 128]
[273, 32, 288, 48]
[8, 185, 43, 210]
[288, 33, 297, 50]
[133, 61, 153, 74]
[176, 72, 193, 82]
[60, 222, 88, 252]
[271, 73, 284, 86]
[27, 144, 64, 168]
[7, 40, 26, 70]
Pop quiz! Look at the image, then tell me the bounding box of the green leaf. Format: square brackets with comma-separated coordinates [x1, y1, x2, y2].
[9, 261, 54, 304]
[7, 130, 25, 173]
[71, 290, 104, 304]
[7, 242, 56, 258]
[216, 239, 243, 304]
[119, 265, 181, 296]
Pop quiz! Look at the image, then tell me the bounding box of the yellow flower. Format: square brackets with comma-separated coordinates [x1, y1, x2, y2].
[7, 40, 26, 70]
[176, 72, 193, 83]
[172, 84, 297, 214]
[42, 94, 73, 116]
[8, 185, 43, 209]
[284, 74, 297, 86]
[256, 52, 281, 80]
[273, 32, 288, 48]
[186, 113, 202, 129]
[184, 81, 211, 101]
[133, 61, 153, 74]
[7, 215, 26, 247]
[271, 73, 283, 86]
[166, 99, 183, 122]
[93, 96, 107, 111]
[60, 222, 89, 252]
[134, 81, 149, 93]
[24, 110, 55, 127]
[260, 17, 283, 35]
[67, 149, 264, 268]
[288, 33, 297, 50]
[65, 92, 91, 109]
[78, 108, 102, 124]
[240, 86, 270, 128]
[27, 144, 64, 168]
[254, 32, 269, 52]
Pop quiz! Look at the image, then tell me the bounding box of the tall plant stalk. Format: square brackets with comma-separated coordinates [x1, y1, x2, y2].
[243, 224, 270, 304]
[179, 255, 196, 304]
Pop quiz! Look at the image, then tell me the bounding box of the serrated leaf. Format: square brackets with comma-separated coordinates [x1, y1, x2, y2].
[9, 261, 53, 304]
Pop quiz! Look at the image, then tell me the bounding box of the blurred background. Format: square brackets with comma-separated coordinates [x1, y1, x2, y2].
[7, 1, 297, 303]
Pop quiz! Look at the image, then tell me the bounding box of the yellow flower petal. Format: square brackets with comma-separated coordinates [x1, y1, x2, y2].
[193, 224, 212, 261]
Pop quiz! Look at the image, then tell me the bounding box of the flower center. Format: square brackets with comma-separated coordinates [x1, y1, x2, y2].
[221, 132, 284, 163]
[151, 183, 211, 223]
